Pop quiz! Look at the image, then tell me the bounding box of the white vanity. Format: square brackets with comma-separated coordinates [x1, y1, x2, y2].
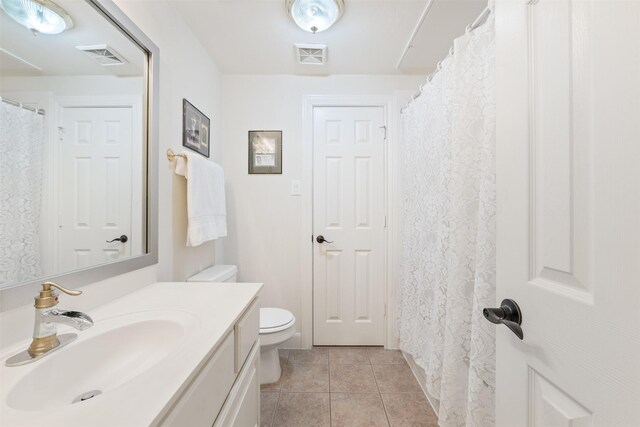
[0, 282, 262, 427]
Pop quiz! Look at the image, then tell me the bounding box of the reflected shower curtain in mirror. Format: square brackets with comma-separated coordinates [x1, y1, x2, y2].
[0, 103, 45, 284]
[398, 13, 496, 427]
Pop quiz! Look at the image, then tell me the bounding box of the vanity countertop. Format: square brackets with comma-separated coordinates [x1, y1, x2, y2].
[0, 281, 262, 427]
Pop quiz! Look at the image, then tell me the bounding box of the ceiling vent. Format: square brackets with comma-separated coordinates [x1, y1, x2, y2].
[75, 45, 127, 66]
[295, 44, 327, 65]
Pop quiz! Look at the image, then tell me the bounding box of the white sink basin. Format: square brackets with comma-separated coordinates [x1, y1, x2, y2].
[6, 311, 194, 412]
[0, 282, 262, 427]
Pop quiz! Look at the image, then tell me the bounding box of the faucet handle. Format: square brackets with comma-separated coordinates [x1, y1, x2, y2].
[42, 282, 82, 296]
[35, 282, 82, 309]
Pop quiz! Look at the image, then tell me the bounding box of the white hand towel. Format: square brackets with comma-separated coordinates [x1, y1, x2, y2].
[173, 151, 227, 246]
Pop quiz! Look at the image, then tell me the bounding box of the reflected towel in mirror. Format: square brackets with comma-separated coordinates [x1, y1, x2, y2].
[173, 151, 227, 246]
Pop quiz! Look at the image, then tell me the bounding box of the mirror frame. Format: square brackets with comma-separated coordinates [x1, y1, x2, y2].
[0, 0, 159, 311]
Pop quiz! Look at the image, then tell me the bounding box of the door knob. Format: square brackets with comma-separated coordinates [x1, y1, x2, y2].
[316, 235, 333, 244]
[106, 235, 128, 244]
[483, 299, 523, 340]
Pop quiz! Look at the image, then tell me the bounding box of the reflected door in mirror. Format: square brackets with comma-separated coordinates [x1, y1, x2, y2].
[58, 106, 136, 271]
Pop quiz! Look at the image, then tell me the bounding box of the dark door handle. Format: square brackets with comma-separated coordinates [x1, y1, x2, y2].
[316, 235, 333, 244]
[483, 299, 523, 340]
[106, 235, 128, 244]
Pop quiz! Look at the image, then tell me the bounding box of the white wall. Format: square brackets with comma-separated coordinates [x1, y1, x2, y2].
[220, 74, 422, 346]
[0, 75, 143, 97]
[115, 0, 224, 282]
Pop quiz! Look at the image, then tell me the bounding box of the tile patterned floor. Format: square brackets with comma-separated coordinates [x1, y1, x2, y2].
[260, 348, 439, 427]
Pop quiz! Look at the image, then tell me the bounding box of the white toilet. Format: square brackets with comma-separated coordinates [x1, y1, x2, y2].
[187, 265, 296, 385]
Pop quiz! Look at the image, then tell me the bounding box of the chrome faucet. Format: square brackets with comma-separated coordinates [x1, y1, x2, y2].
[5, 282, 94, 367]
[34, 309, 94, 341]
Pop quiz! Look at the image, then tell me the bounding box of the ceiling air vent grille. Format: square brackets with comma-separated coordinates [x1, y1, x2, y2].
[295, 44, 327, 65]
[75, 44, 127, 66]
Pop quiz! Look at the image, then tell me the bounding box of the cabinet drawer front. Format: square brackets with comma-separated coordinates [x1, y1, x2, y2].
[160, 332, 235, 427]
[234, 298, 259, 373]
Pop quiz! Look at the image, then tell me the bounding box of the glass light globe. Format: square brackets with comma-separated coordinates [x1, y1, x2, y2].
[0, 0, 73, 34]
[289, 0, 343, 33]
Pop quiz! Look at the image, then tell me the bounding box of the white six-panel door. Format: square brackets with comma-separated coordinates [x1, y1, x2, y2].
[313, 106, 386, 346]
[58, 107, 133, 271]
[495, 1, 640, 425]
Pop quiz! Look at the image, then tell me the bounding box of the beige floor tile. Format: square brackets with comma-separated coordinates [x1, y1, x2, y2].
[260, 392, 279, 427]
[330, 364, 378, 393]
[367, 348, 407, 365]
[288, 348, 329, 364]
[261, 380, 282, 392]
[280, 363, 330, 392]
[331, 393, 390, 427]
[279, 349, 290, 360]
[279, 353, 289, 369]
[260, 369, 284, 391]
[381, 393, 439, 427]
[372, 364, 423, 393]
[329, 347, 370, 365]
[273, 393, 330, 427]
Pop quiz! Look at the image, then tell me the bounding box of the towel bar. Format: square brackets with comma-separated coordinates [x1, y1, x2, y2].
[167, 148, 186, 161]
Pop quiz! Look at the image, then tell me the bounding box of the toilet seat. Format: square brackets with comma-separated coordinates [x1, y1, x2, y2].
[260, 308, 295, 334]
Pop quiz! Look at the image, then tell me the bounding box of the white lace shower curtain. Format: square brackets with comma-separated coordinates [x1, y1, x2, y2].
[398, 13, 496, 427]
[0, 102, 45, 284]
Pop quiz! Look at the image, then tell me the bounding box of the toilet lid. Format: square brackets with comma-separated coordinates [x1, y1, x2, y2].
[260, 308, 295, 333]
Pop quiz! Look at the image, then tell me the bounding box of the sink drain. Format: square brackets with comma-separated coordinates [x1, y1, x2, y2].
[72, 390, 102, 404]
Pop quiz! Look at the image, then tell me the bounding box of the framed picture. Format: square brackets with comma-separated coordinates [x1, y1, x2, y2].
[182, 99, 210, 157]
[248, 130, 282, 174]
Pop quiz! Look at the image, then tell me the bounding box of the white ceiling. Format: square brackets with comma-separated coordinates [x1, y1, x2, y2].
[172, 0, 487, 75]
[399, 0, 487, 72]
[0, 0, 145, 77]
[0, 0, 487, 77]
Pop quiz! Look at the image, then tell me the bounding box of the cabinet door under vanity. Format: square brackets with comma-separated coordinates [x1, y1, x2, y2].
[215, 342, 260, 427]
[159, 299, 260, 427]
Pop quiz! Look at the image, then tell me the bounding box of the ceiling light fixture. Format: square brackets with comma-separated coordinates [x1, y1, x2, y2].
[286, 0, 344, 34]
[0, 0, 73, 35]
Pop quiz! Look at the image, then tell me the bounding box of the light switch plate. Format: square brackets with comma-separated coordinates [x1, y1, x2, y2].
[291, 180, 301, 196]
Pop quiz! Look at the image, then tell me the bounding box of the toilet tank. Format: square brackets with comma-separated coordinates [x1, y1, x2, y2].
[187, 265, 237, 282]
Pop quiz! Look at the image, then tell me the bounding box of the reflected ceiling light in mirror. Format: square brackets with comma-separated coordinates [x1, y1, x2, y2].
[0, 0, 73, 35]
[286, 0, 344, 34]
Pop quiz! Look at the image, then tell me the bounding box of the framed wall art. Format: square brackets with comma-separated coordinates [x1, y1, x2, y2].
[248, 130, 282, 174]
[182, 99, 210, 157]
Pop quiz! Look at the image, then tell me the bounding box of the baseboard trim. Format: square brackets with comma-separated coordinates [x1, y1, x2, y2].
[402, 350, 440, 416]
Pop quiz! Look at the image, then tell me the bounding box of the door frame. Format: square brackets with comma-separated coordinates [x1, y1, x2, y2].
[301, 95, 398, 349]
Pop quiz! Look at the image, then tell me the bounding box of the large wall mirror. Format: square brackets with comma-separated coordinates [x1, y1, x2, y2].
[0, 0, 158, 306]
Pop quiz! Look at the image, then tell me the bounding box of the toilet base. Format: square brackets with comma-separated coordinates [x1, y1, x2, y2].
[260, 343, 282, 385]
